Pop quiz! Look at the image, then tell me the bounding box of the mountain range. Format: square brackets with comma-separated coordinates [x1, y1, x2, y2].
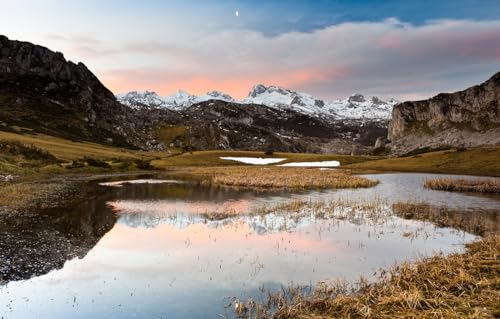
[117, 86, 398, 120]
[1, 34, 498, 155]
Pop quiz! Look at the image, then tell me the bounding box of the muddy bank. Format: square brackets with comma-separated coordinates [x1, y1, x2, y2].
[0, 172, 156, 282]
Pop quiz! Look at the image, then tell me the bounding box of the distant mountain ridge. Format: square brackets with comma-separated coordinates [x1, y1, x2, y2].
[116, 85, 398, 120]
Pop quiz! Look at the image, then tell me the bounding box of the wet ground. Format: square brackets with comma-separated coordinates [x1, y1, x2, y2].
[0, 173, 499, 318]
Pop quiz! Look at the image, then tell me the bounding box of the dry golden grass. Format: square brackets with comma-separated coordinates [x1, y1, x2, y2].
[152, 150, 375, 168]
[162, 166, 378, 190]
[200, 210, 240, 221]
[232, 202, 500, 318]
[347, 147, 500, 177]
[424, 177, 500, 193]
[0, 130, 157, 161]
[0, 181, 71, 211]
[393, 202, 499, 236]
[234, 235, 500, 319]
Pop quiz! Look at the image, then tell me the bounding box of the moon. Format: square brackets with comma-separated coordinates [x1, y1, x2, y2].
[235, 10, 239, 17]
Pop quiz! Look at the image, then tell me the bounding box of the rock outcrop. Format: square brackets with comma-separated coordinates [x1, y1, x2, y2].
[0, 35, 169, 149]
[389, 72, 500, 154]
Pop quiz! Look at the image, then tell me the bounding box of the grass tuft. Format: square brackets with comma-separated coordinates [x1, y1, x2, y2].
[424, 177, 500, 193]
[162, 166, 378, 190]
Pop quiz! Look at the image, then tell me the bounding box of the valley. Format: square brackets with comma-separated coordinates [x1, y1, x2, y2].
[0, 32, 499, 319]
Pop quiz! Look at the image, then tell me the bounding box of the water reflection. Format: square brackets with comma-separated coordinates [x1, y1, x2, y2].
[0, 173, 498, 319]
[0, 187, 116, 282]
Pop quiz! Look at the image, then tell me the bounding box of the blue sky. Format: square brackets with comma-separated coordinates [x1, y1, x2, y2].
[0, 0, 499, 100]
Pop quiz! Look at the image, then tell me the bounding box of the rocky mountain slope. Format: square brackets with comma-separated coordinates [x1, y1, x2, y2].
[117, 85, 397, 120]
[389, 72, 500, 154]
[0, 35, 169, 150]
[0, 35, 389, 154]
[170, 100, 386, 153]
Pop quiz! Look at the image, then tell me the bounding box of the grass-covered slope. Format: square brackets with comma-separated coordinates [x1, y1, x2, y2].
[347, 147, 500, 176]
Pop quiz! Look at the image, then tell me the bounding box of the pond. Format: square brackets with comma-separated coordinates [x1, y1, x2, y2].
[0, 173, 499, 318]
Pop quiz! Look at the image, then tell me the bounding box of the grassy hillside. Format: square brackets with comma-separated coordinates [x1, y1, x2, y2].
[0, 130, 151, 161]
[347, 147, 500, 176]
[1, 130, 499, 177]
[151, 150, 376, 168]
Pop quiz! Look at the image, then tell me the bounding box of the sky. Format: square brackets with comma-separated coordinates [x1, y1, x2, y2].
[1, 0, 499, 101]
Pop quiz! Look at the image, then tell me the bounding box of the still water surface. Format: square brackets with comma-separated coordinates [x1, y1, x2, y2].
[1, 173, 499, 318]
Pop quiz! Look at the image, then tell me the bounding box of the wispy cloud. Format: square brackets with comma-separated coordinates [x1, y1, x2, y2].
[79, 18, 499, 100]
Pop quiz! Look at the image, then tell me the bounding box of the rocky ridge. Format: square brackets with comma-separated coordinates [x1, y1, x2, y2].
[389, 72, 500, 154]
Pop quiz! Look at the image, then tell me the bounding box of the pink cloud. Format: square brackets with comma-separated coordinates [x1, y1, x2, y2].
[66, 18, 500, 100]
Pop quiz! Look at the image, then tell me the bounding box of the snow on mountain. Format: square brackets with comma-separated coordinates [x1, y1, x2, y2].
[116, 90, 235, 111]
[116, 91, 168, 109]
[243, 84, 397, 120]
[116, 85, 397, 120]
[329, 93, 398, 119]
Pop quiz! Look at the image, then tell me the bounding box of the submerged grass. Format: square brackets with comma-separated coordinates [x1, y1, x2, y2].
[424, 177, 500, 194]
[233, 236, 499, 319]
[232, 201, 500, 319]
[162, 167, 378, 190]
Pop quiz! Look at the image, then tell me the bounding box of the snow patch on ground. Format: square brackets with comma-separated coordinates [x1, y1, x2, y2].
[278, 161, 341, 167]
[220, 157, 286, 165]
[99, 179, 183, 188]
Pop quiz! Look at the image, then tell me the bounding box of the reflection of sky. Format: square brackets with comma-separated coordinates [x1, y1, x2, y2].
[1, 173, 496, 319]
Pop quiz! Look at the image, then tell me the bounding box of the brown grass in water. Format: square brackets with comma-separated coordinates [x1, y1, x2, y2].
[424, 177, 500, 193]
[393, 202, 499, 236]
[163, 166, 378, 190]
[232, 235, 499, 319]
[231, 202, 500, 318]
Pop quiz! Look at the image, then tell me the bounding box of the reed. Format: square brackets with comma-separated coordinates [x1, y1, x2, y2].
[163, 166, 378, 190]
[231, 201, 500, 318]
[232, 235, 500, 319]
[424, 177, 500, 193]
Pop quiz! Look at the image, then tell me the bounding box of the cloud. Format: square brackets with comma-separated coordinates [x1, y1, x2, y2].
[52, 18, 500, 101]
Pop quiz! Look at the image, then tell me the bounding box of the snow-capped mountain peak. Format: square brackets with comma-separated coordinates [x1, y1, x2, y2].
[116, 89, 235, 111]
[117, 85, 398, 120]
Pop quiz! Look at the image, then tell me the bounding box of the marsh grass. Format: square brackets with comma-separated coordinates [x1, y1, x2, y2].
[250, 197, 389, 224]
[393, 202, 499, 236]
[201, 209, 239, 221]
[231, 201, 500, 318]
[424, 177, 500, 193]
[231, 235, 499, 319]
[163, 167, 378, 190]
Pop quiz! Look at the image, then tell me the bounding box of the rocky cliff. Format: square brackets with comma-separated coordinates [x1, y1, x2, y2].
[0, 35, 168, 149]
[389, 72, 500, 154]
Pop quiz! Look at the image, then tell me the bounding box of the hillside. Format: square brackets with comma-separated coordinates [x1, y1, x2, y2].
[0, 35, 173, 150]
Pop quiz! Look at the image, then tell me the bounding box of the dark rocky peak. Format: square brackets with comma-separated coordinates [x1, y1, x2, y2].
[371, 96, 385, 105]
[248, 84, 268, 97]
[348, 93, 366, 103]
[0, 35, 172, 150]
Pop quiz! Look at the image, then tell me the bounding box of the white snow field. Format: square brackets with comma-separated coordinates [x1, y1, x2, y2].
[220, 157, 286, 165]
[278, 161, 341, 167]
[99, 179, 183, 187]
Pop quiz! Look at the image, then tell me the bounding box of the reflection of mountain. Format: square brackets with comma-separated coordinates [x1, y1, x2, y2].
[0, 194, 116, 282]
[117, 209, 317, 235]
